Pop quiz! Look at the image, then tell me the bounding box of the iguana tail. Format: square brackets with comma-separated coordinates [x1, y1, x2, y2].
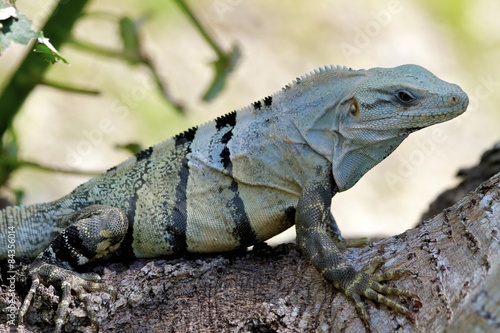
[0, 203, 69, 260]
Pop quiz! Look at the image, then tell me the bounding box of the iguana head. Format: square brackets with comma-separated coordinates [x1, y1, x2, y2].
[332, 64, 469, 191]
[293, 64, 469, 192]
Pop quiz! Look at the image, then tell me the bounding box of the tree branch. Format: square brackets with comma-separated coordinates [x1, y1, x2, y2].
[2, 172, 499, 332]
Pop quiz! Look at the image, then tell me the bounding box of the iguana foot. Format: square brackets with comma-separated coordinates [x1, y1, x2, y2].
[19, 261, 116, 332]
[343, 256, 422, 330]
[18, 205, 127, 332]
[297, 183, 421, 331]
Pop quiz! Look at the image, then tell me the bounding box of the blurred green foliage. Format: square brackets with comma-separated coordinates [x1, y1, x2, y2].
[0, 0, 241, 204]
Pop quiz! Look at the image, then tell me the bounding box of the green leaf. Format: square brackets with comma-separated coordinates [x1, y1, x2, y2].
[13, 188, 24, 206]
[0, 5, 17, 21]
[33, 35, 69, 64]
[0, 127, 19, 187]
[119, 16, 142, 65]
[202, 44, 241, 102]
[0, 7, 40, 54]
[115, 142, 143, 155]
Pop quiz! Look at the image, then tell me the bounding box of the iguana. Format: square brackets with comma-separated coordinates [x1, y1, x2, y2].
[0, 64, 468, 332]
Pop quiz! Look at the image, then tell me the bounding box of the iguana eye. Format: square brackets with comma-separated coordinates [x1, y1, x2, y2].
[396, 90, 415, 103]
[349, 99, 359, 116]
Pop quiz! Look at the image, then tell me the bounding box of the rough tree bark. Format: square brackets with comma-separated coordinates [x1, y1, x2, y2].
[1, 171, 499, 333]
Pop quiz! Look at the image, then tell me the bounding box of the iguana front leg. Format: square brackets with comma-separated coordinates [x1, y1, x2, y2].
[295, 182, 420, 329]
[18, 205, 128, 332]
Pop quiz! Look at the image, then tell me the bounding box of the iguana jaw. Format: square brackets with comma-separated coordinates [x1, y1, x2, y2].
[395, 87, 469, 131]
[362, 92, 469, 137]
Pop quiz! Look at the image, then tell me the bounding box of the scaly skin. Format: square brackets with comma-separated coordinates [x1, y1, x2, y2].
[0, 64, 468, 331]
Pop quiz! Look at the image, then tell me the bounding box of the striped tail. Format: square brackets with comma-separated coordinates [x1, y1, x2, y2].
[0, 204, 69, 260]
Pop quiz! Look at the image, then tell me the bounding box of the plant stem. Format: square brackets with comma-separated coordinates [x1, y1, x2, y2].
[0, 0, 90, 138]
[173, 0, 225, 58]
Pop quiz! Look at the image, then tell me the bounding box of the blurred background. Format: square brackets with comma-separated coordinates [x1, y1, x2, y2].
[0, 0, 498, 244]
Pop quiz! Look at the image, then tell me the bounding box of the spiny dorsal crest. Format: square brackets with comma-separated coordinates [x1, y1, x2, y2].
[161, 65, 365, 147]
[282, 65, 360, 91]
[248, 65, 363, 111]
